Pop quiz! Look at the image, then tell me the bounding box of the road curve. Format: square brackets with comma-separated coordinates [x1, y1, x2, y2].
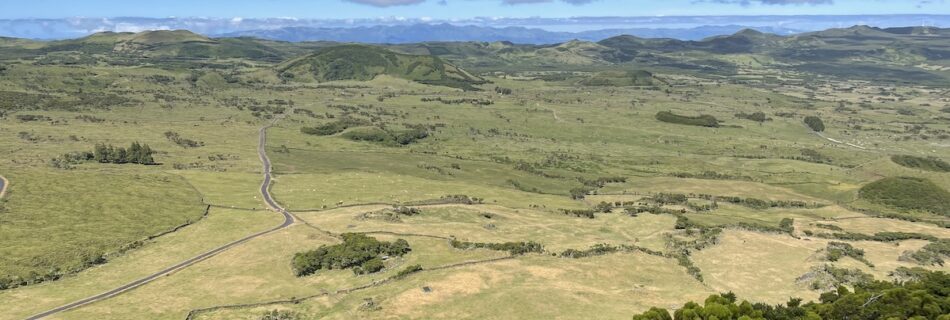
[25, 117, 295, 320]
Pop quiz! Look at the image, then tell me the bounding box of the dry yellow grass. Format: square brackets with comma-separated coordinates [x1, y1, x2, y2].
[56, 224, 506, 319]
[295, 204, 676, 252]
[692, 230, 825, 304]
[193, 252, 715, 320]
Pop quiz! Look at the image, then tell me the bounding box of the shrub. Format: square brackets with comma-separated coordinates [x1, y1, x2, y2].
[164, 131, 204, 148]
[354, 257, 385, 275]
[395, 264, 423, 278]
[825, 241, 873, 266]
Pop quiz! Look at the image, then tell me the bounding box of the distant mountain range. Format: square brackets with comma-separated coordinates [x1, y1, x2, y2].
[218, 24, 803, 44]
[0, 15, 947, 41]
[2, 25, 947, 86]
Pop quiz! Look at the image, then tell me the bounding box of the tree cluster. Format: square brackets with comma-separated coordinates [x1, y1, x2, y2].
[804, 115, 825, 132]
[93, 142, 155, 165]
[291, 233, 410, 276]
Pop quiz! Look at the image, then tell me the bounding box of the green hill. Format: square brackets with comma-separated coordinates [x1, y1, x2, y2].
[276, 45, 485, 90]
[859, 177, 950, 217]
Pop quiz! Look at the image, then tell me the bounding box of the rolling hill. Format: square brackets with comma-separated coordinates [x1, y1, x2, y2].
[275, 44, 485, 89]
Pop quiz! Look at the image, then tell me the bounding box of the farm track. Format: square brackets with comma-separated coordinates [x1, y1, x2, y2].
[25, 115, 296, 320]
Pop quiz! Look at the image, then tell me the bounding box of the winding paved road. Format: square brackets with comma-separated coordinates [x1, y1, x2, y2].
[26, 118, 295, 320]
[0, 175, 8, 199]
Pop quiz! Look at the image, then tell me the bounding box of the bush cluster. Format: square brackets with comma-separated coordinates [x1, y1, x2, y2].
[300, 118, 371, 136]
[449, 240, 543, 255]
[655, 111, 719, 127]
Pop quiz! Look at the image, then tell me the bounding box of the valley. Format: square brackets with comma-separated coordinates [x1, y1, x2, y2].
[0, 25, 948, 319]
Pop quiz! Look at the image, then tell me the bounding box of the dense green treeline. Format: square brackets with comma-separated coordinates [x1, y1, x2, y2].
[632, 269, 950, 320]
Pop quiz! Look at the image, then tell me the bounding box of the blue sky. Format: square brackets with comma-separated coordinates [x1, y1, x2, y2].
[0, 0, 947, 19]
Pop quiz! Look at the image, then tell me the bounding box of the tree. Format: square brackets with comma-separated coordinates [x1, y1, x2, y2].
[632, 307, 672, 320]
[94, 144, 109, 163]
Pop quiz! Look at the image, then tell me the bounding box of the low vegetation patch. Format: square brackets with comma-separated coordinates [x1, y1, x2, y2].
[341, 126, 429, 146]
[164, 131, 204, 148]
[891, 155, 950, 172]
[798, 264, 874, 292]
[734, 111, 771, 122]
[292, 233, 410, 276]
[824, 241, 873, 267]
[300, 118, 371, 136]
[900, 239, 950, 266]
[858, 177, 950, 217]
[449, 240, 543, 256]
[15, 114, 51, 122]
[805, 230, 938, 242]
[655, 111, 719, 127]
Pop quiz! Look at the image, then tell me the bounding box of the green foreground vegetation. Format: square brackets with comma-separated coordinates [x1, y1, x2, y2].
[0, 26, 949, 319]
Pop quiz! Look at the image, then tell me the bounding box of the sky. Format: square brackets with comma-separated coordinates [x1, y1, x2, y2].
[1, 0, 948, 19]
